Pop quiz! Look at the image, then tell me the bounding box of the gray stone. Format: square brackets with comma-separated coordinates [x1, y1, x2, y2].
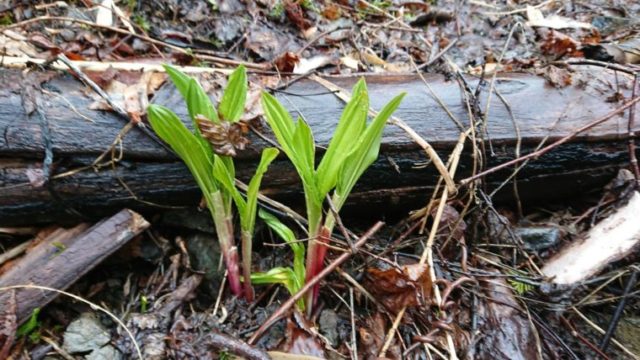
[185, 232, 224, 294]
[85, 345, 122, 360]
[319, 309, 339, 347]
[515, 226, 562, 251]
[63, 313, 110, 354]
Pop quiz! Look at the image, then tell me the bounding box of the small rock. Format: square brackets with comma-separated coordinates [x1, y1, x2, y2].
[63, 313, 110, 354]
[185, 232, 223, 295]
[59, 29, 76, 42]
[319, 309, 339, 347]
[85, 345, 122, 360]
[516, 226, 562, 251]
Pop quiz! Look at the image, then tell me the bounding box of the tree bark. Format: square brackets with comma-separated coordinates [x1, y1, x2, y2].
[0, 67, 637, 225]
[0, 209, 149, 323]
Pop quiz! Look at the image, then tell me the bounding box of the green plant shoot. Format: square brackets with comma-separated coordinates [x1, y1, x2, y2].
[261, 81, 405, 312]
[148, 65, 277, 300]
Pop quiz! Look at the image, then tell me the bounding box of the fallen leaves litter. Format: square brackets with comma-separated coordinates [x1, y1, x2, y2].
[365, 262, 432, 313]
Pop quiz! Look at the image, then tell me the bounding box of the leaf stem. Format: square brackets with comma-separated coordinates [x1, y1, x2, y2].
[210, 190, 243, 297]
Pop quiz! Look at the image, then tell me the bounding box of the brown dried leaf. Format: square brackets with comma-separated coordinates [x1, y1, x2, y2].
[89, 71, 167, 121]
[542, 65, 573, 88]
[358, 313, 401, 360]
[0, 290, 17, 359]
[538, 28, 582, 58]
[282, 317, 325, 358]
[364, 262, 432, 312]
[284, 0, 312, 31]
[273, 51, 300, 73]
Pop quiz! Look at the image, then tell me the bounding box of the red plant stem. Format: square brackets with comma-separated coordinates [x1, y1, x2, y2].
[304, 226, 331, 313]
[460, 95, 640, 185]
[248, 221, 384, 345]
[211, 191, 243, 297]
[221, 240, 243, 297]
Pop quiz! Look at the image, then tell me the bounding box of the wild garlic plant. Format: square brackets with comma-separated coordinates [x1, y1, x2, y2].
[261, 80, 405, 312]
[147, 65, 278, 301]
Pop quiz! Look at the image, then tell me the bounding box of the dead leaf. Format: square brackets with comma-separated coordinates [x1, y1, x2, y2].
[537, 28, 582, 58]
[284, 0, 312, 31]
[365, 262, 432, 312]
[542, 65, 573, 88]
[0, 290, 17, 359]
[89, 71, 166, 122]
[273, 52, 300, 73]
[358, 313, 401, 360]
[281, 317, 325, 358]
[526, 5, 592, 29]
[322, 3, 341, 20]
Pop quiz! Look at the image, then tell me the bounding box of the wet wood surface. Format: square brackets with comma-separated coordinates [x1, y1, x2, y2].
[0, 67, 637, 225]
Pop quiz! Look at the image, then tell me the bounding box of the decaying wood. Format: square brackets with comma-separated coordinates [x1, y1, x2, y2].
[542, 191, 640, 285]
[0, 209, 149, 323]
[0, 67, 638, 225]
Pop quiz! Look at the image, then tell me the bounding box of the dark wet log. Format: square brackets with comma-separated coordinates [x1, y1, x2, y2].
[0, 209, 149, 323]
[0, 67, 638, 225]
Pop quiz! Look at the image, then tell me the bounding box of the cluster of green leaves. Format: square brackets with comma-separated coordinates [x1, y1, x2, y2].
[260, 79, 405, 310]
[148, 64, 404, 310]
[148, 65, 278, 299]
[262, 80, 404, 235]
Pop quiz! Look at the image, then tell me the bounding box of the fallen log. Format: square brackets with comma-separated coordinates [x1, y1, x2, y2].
[0, 66, 638, 225]
[0, 209, 149, 323]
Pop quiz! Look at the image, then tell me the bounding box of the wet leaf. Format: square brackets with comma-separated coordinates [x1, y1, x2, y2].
[282, 318, 325, 358]
[364, 262, 432, 313]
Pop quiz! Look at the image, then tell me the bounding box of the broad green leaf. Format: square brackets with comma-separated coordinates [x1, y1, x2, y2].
[251, 267, 300, 295]
[316, 79, 369, 195]
[335, 93, 405, 206]
[242, 148, 279, 232]
[148, 105, 218, 199]
[261, 92, 295, 150]
[219, 65, 247, 122]
[291, 118, 316, 187]
[163, 64, 191, 96]
[186, 79, 218, 123]
[259, 210, 305, 283]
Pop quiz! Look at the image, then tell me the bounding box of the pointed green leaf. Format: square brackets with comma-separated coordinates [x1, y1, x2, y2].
[251, 267, 300, 296]
[259, 210, 305, 283]
[316, 79, 369, 195]
[242, 148, 279, 232]
[261, 92, 295, 150]
[219, 65, 247, 122]
[335, 93, 405, 207]
[147, 105, 218, 199]
[163, 64, 191, 96]
[186, 79, 218, 122]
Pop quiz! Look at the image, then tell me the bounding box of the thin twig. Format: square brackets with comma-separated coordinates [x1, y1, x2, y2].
[460, 96, 640, 185]
[600, 269, 639, 351]
[247, 221, 384, 344]
[628, 75, 640, 185]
